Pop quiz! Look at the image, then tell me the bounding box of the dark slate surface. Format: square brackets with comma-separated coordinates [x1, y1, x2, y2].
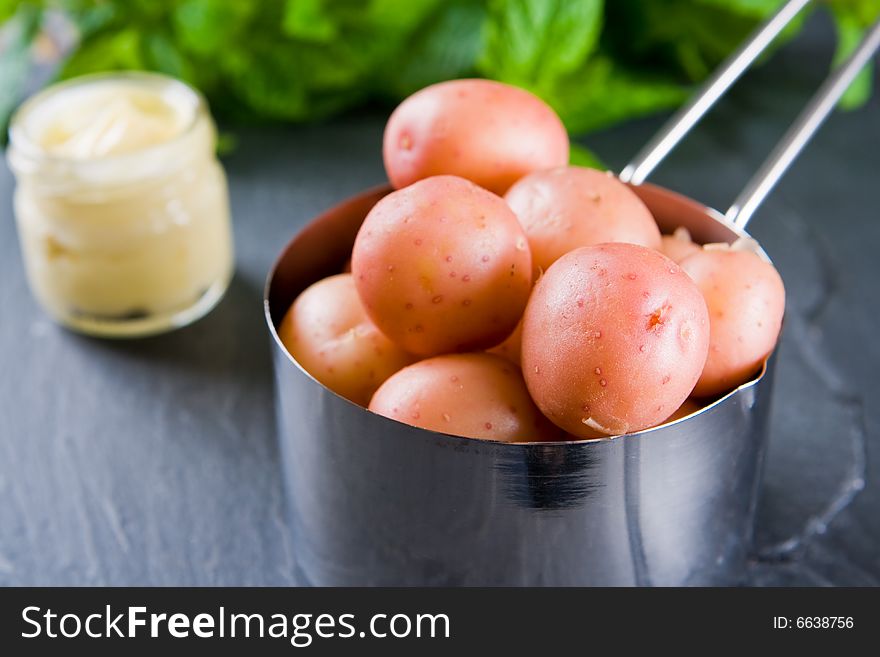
[0, 14, 877, 586]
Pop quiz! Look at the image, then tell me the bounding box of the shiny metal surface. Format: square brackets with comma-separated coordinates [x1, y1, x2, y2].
[265, 184, 777, 586]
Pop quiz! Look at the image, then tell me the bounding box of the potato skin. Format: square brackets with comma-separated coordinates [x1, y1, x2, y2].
[680, 249, 785, 397]
[369, 353, 555, 442]
[522, 243, 710, 437]
[660, 228, 702, 264]
[383, 79, 569, 195]
[660, 398, 703, 426]
[278, 274, 414, 407]
[505, 166, 662, 276]
[487, 318, 523, 366]
[352, 175, 532, 357]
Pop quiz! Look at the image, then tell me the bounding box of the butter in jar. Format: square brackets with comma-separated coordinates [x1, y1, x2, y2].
[7, 72, 234, 337]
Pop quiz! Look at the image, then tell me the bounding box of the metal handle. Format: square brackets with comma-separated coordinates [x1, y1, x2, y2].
[727, 18, 880, 227]
[619, 0, 813, 186]
[621, 0, 880, 231]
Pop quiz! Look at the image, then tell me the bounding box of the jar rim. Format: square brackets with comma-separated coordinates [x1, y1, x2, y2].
[7, 71, 208, 169]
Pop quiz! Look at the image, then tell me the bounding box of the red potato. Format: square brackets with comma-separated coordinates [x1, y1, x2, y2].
[278, 274, 414, 407]
[660, 398, 703, 426]
[576, 392, 705, 437]
[487, 319, 523, 366]
[680, 247, 785, 397]
[505, 166, 662, 276]
[352, 175, 532, 357]
[383, 79, 569, 195]
[369, 353, 556, 442]
[522, 243, 710, 438]
[660, 227, 702, 264]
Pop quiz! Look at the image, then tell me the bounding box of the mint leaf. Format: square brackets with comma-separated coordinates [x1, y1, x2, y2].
[569, 143, 605, 169]
[144, 30, 192, 82]
[7, 0, 875, 134]
[549, 56, 688, 134]
[478, 0, 603, 92]
[172, 0, 257, 57]
[604, 1, 776, 82]
[362, 0, 442, 36]
[692, 0, 785, 19]
[59, 28, 146, 78]
[379, 0, 486, 98]
[0, 0, 23, 23]
[830, 0, 880, 110]
[282, 0, 338, 43]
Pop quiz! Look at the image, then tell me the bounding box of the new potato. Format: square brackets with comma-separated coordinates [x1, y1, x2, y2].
[505, 166, 662, 276]
[369, 353, 557, 442]
[278, 274, 414, 406]
[352, 175, 532, 357]
[660, 227, 702, 264]
[487, 319, 523, 366]
[680, 248, 785, 397]
[279, 75, 787, 442]
[383, 79, 569, 195]
[522, 243, 710, 437]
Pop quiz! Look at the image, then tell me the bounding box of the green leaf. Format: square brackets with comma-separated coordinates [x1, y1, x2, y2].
[379, 0, 486, 98]
[215, 130, 238, 156]
[58, 28, 146, 79]
[0, 3, 42, 132]
[0, 0, 22, 23]
[282, 0, 338, 42]
[478, 0, 603, 92]
[691, 0, 784, 18]
[831, 11, 871, 109]
[569, 143, 605, 169]
[603, 0, 783, 82]
[218, 39, 366, 121]
[11, 0, 876, 131]
[66, 2, 119, 38]
[829, 0, 880, 110]
[144, 31, 192, 81]
[172, 0, 258, 57]
[363, 0, 444, 35]
[549, 56, 688, 134]
[828, 0, 880, 25]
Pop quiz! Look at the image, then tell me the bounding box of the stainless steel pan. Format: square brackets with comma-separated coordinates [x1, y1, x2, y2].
[264, 2, 880, 585]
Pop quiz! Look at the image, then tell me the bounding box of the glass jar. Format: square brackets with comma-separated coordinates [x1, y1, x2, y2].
[7, 72, 234, 337]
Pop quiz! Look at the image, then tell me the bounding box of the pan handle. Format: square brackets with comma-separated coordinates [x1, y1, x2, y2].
[726, 18, 880, 228]
[619, 0, 812, 186]
[622, 3, 880, 231]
